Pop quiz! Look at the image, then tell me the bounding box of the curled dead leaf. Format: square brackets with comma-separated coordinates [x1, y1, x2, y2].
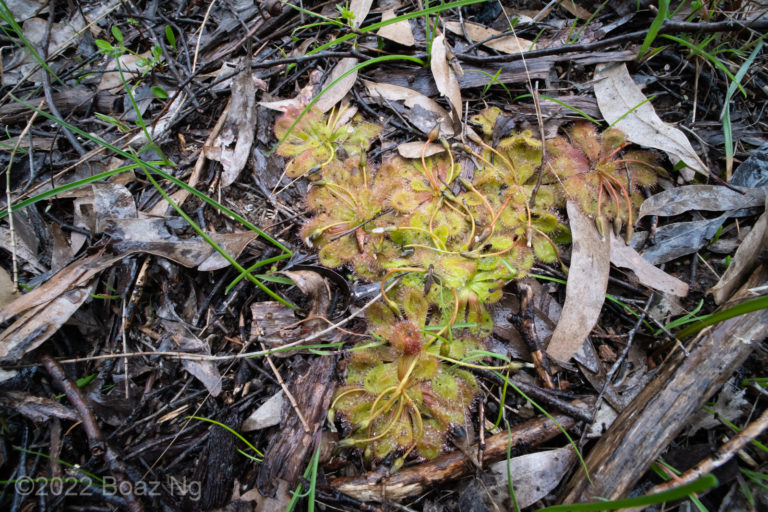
[594, 63, 708, 180]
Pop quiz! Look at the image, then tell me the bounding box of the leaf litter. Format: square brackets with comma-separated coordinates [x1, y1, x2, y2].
[0, 2, 767, 511]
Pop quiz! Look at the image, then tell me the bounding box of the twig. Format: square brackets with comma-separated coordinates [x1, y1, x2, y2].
[454, 19, 768, 64]
[623, 407, 768, 512]
[584, 292, 655, 445]
[260, 341, 311, 432]
[40, 353, 144, 512]
[484, 371, 593, 422]
[330, 411, 576, 502]
[34, 282, 397, 368]
[510, 282, 555, 389]
[40, 0, 86, 156]
[5, 102, 43, 291]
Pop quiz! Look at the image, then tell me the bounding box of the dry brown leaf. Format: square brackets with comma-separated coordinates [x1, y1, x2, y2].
[260, 69, 323, 112]
[558, 0, 592, 19]
[710, 198, 768, 304]
[430, 33, 462, 127]
[159, 320, 222, 396]
[594, 63, 708, 180]
[377, 8, 415, 46]
[203, 66, 255, 186]
[0, 280, 95, 362]
[0, 268, 15, 308]
[98, 52, 145, 90]
[348, 0, 373, 29]
[443, 21, 535, 54]
[0, 251, 117, 324]
[242, 391, 284, 431]
[488, 447, 576, 509]
[638, 185, 767, 219]
[609, 232, 689, 297]
[363, 79, 454, 136]
[281, 269, 330, 322]
[397, 141, 445, 159]
[106, 218, 259, 271]
[0, 391, 78, 422]
[547, 201, 611, 362]
[313, 57, 359, 113]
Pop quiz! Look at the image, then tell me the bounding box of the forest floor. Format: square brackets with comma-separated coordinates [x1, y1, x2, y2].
[0, 1, 767, 511]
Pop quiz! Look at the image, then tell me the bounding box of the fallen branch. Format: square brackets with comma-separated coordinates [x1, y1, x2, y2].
[559, 264, 768, 503]
[40, 353, 144, 512]
[330, 411, 577, 502]
[455, 19, 768, 64]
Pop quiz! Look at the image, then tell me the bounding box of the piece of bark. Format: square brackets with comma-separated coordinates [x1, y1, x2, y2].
[331, 411, 577, 502]
[559, 265, 768, 503]
[0, 88, 119, 123]
[367, 51, 636, 98]
[189, 408, 242, 509]
[257, 356, 336, 497]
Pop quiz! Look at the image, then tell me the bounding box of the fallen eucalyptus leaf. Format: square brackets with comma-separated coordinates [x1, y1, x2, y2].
[242, 391, 284, 431]
[313, 57, 359, 113]
[397, 141, 445, 158]
[204, 65, 256, 186]
[638, 185, 766, 219]
[730, 141, 768, 189]
[710, 197, 768, 304]
[547, 201, 610, 362]
[348, 0, 373, 29]
[377, 8, 414, 46]
[443, 21, 535, 54]
[363, 79, 453, 136]
[594, 62, 708, 179]
[610, 232, 689, 296]
[430, 33, 462, 126]
[488, 447, 577, 509]
[639, 214, 730, 265]
[0, 280, 95, 362]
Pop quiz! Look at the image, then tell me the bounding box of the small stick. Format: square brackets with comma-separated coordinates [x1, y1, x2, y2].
[331, 411, 576, 502]
[589, 292, 654, 420]
[511, 282, 555, 389]
[622, 407, 768, 512]
[40, 352, 144, 512]
[5, 102, 43, 291]
[260, 341, 311, 433]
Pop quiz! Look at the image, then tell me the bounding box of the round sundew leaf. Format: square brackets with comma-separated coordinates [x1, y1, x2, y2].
[366, 302, 397, 332]
[600, 127, 626, 156]
[400, 287, 429, 327]
[364, 363, 398, 395]
[533, 234, 558, 263]
[532, 210, 560, 232]
[412, 355, 439, 380]
[372, 410, 412, 459]
[410, 177, 432, 192]
[390, 188, 421, 212]
[470, 106, 502, 137]
[431, 370, 459, 400]
[318, 236, 357, 267]
[416, 418, 444, 459]
[569, 122, 601, 162]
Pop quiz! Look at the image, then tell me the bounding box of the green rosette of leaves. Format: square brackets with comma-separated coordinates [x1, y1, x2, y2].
[274, 106, 381, 178]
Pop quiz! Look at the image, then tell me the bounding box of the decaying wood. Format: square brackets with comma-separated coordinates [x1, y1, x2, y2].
[0, 88, 119, 123]
[257, 355, 337, 496]
[625, 406, 768, 512]
[330, 411, 577, 502]
[368, 51, 636, 98]
[560, 265, 768, 503]
[40, 353, 144, 512]
[512, 282, 555, 389]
